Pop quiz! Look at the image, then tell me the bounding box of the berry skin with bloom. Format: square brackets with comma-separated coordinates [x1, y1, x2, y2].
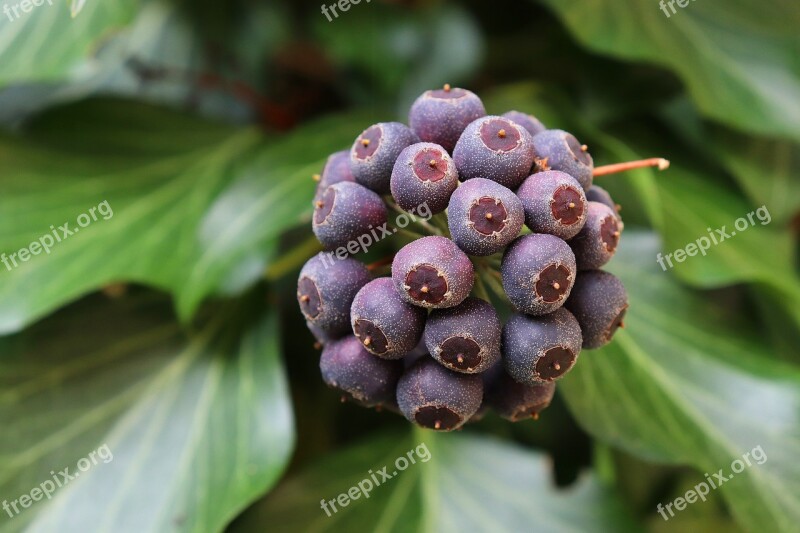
[312, 181, 388, 251]
[298, 253, 371, 337]
[351, 278, 427, 360]
[391, 142, 459, 214]
[502, 307, 583, 385]
[453, 115, 536, 189]
[532, 129, 594, 190]
[516, 170, 588, 240]
[396, 356, 483, 431]
[424, 297, 501, 374]
[501, 234, 577, 316]
[350, 122, 419, 194]
[447, 178, 524, 256]
[392, 236, 475, 309]
[320, 336, 404, 407]
[408, 85, 486, 153]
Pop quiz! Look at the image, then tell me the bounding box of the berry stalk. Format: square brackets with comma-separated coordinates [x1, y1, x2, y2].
[593, 158, 670, 177]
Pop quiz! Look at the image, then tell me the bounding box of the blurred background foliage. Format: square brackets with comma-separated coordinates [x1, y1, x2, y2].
[0, 0, 798, 532]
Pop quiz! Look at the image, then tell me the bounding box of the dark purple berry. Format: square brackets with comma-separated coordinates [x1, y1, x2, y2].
[532, 129, 594, 190]
[502, 111, 546, 137]
[501, 234, 577, 315]
[350, 122, 419, 194]
[569, 201, 622, 270]
[502, 308, 582, 385]
[447, 178, 524, 256]
[516, 170, 588, 240]
[306, 320, 343, 349]
[320, 336, 403, 407]
[565, 270, 629, 349]
[392, 236, 474, 309]
[298, 253, 371, 336]
[404, 339, 430, 368]
[408, 85, 486, 153]
[484, 363, 556, 421]
[396, 356, 483, 431]
[312, 181, 388, 251]
[453, 115, 536, 189]
[314, 150, 355, 200]
[585, 185, 622, 220]
[390, 142, 458, 214]
[424, 297, 501, 373]
[351, 278, 427, 360]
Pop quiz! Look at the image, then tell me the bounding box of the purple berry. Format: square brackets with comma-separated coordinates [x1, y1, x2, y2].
[314, 150, 355, 200]
[408, 86, 486, 153]
[396, 356, 483, 431]
[312, 181, 388, 251]
[453, 115, 536, 189]
[502, 110, 546, 137]
[392, 236, 474, 309]
[320, 336, 403, 407]
[350, 278, 427, 360]
[532, 129, 594, 190]
[569, 201, 622, 270]
[516, 170, 588, 240]
[565, 270, 629, 349]
[484, 363, 556, 421]
[306, 320, 343, 348]
[501, 234, 577, 315]
[349, 122, 419, 194]
[502, 308, 582, 385]
[447, 178, 524, 256]
[390, 142, 458, 214]
[298, 253, 371, 336]
[586, 185, 621, 220]
[424, 297, 501, 374]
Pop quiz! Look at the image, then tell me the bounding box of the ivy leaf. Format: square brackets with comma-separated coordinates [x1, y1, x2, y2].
[0, 291, 294, 532]
[70, 0, 88, 18]
[234, 431, 636, 532]
[0, 99, 368, 334]
[560, 231, 800, 532]
[541, 0, 800, 141]
[0, 0, 138, 87]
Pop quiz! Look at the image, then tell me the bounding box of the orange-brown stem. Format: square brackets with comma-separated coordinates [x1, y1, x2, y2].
[593, 158, 670, 177]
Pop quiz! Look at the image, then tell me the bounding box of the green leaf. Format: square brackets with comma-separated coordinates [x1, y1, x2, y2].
[560, 231, 800, 533]
[70, 0, 88, 18]
[0, 0, 138, 87]
[0, 291, 293, 532]
[660, 97, 800, 226]
[0, 99, 367, 334]
[656, 168, 798, 291]
[235, 431, 636, 532]
[541, 0, 800, 141]
[711, 133, 800, 226]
